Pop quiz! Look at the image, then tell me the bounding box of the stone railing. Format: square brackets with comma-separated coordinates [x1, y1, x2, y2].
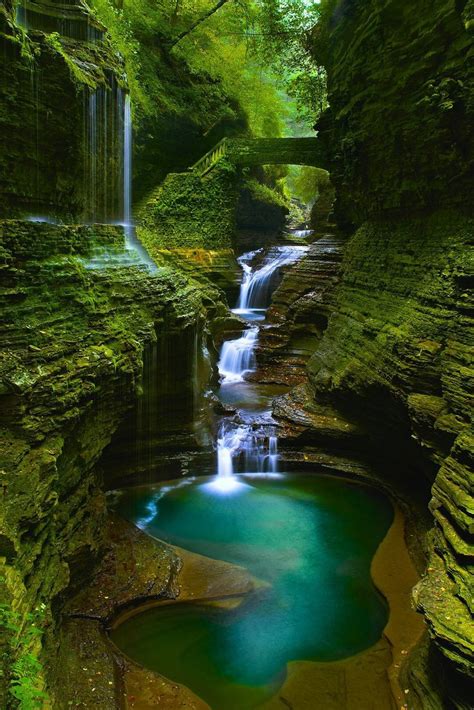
[190, 138, 229, 176]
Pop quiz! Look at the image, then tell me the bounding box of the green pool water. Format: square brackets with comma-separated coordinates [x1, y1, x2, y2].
[111, 474, 393, 709]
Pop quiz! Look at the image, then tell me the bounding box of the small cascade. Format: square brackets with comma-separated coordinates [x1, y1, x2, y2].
[215, 421, 280, 486]
[235, 246, 307, 315]
[212, 244, 308, 491]
[241, 425, 279, 475]
[217, 424, 247, 479]
[291, 229, 314, 239]
[218, 327, 258, 383]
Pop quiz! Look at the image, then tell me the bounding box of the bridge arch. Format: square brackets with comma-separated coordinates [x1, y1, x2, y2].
[191, 137, 326, 176]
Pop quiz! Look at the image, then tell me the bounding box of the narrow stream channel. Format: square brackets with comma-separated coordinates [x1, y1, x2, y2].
[109, 243, 395, 709]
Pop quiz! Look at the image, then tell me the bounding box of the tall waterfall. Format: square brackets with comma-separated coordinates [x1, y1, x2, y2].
[123, 93, 132, 230]
[121, 94, 157, 270]
[84, 83, 122, 223]
[83, 89, 156, 270]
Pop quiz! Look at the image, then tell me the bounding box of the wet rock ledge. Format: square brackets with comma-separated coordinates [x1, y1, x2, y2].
[52, 513, 258, 709]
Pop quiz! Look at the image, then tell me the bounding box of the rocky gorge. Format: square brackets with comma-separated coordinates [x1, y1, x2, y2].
[0, 0, 473, 709]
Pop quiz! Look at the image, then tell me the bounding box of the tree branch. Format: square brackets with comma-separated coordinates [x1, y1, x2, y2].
[169, 0, 232, 49]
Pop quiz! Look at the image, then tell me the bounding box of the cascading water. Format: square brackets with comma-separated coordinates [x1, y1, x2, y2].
[235, 246, 308, 315]
[123, 92, 132, 231]
[212, 422, 279, 493]
[291, 228, 314, 239]
[121, 94, 157, 270]
[218, 327, 258, 383]
[84, 84, 121, 223]
[213, 244, 308, 491]
[218, 246, 307, 385]
[83, 90, 156, 270]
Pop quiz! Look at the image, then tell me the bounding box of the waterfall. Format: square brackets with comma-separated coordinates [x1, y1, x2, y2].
[83, 83, 121, 223]
[217, 424, 247, 479]
[291, 229, 314, 239]
[83, 90, 156, 270]
[214, 421, 280, 489]
[123, 93, 132, 230]
[218, 245, 308, 385]
[218, 327, 258, 383]
[121, 94, 157, 270]
[235, 246, 307, 314]
[88, 89, 98, 222]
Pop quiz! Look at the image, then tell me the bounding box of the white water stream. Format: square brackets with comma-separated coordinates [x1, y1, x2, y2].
[121, 95, 157, 270]
[214, 244, 308, 490]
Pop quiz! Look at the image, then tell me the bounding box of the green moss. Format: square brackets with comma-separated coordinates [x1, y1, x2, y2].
[245, 178, 290, 211]
[312, 0, 474, 224]
[45, 33, 96, 89]
[138, 161, 239, 250]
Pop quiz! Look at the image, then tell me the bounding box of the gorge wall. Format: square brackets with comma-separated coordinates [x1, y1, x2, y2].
[0, 3, 235, 704]
[0, 219, 230, 705]
[278, 1, 473, 706]
[0, 0, 129, 221]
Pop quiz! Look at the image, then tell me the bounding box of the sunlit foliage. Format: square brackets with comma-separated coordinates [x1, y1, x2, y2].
[91, 0, 327, 137]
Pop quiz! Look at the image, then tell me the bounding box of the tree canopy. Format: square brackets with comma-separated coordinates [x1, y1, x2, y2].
[91, 0, 327, 137]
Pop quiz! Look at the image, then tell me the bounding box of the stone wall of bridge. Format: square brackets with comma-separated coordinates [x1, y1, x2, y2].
[227, 138, 326, 168]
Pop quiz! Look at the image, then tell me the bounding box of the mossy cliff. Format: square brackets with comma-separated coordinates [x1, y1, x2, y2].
[135, 161, 242, 295]
[138, 161, 239, 251]
[0, 0, 126, 220]
[312, 0, 473, 228]
[0, 220, 229, 706]
[271, 1, 474, 705]
[137, 162, 290, 288]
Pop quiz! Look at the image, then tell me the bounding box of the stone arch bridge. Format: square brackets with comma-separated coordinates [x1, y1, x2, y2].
[138, 136, 328, 261]
[191, 137, 326, 176]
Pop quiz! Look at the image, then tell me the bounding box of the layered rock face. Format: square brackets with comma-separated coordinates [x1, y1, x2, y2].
[0, 0, 126, 220]
[0, 220, 229, 704]
[313, 0, 473, 226]
[271, 1, 474, 705]
[256, 233, 344, 386]
[297, 214, 473, 708]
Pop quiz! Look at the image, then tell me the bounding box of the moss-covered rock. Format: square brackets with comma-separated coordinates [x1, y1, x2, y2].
[312, 0, 474, 227]
[138, 161, 239, 251]
[0, 1, 126, 220]
[0, 219, 230, 706]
